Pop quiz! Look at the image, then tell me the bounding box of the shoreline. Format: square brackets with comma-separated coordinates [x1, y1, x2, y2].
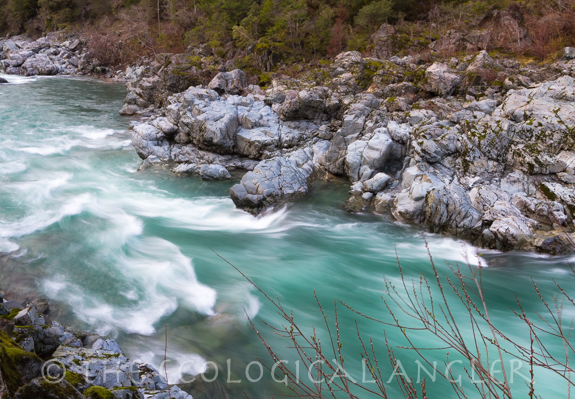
[3, 32, 574, 256]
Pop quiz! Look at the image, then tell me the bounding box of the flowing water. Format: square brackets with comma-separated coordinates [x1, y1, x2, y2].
[1, 74, 574, 398]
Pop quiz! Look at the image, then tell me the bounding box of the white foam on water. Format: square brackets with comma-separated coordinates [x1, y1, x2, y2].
[0, 193, 91, 239]
[135, 347, 208, 383]
[0, 161, 27, 175]
[394, 236, 488, 267]
[39, 208, 217, 336]
[73, 126, 119, 140]
[117, 194, 316, 234]
[5, 172, 73, 204]
[0, 238, 19, 253]
[0, 74, 37, 84]
[14, 137, 83, 155]
[120, 237, 217, 316]
[244, 291, 261, 321]
[42, 275, 179, 336]
[86, 200, 144, 239]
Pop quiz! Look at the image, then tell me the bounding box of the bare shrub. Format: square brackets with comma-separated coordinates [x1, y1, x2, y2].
[213, 232, 575, 398]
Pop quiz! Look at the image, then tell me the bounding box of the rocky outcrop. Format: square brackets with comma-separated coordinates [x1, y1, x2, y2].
[0, 33, 94, 76]
[230, 148, 315, 214]
[0, 295, 192, 399]
[429, 8, 531, 54]
[124, 45, 575, 254]
[118, 53, 208, 116]
[207, 69, 248, 95]
[422, 62, 461, 96]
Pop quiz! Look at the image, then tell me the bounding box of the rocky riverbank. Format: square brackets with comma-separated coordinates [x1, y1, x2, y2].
[0, 32, 109, 77]
[124, 43, 575, 255]
[2, 28, 575, 255]
[0, 294, 191, 399]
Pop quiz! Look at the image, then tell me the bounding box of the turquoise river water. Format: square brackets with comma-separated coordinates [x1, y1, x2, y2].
[0, 74, 574, 398]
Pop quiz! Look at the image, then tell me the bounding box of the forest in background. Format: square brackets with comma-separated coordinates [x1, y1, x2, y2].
[1, 0, 574, 70]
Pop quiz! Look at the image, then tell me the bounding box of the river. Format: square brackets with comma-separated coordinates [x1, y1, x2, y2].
[0, 74, 573, 398]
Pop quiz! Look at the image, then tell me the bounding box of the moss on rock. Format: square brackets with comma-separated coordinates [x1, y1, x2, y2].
[84, 385, 115, 399]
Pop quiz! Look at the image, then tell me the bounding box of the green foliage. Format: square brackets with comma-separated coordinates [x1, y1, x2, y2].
[39, 0, 78, 29]
[1, 0, 38, 32]
[354, 0, 393, 27]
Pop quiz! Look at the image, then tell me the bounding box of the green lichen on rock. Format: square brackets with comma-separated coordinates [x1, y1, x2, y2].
[539, 183, 557, 201]
[0, 331, 42, 395]
[0, 309, 21, 320]
[358, 59, 384, 89]
[64, 371, 85, 389]
[84, 385, 115, 399]
[14, 378, 84, 399]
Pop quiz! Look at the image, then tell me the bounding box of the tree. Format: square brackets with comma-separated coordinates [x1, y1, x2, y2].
[354, 0, 393, 28]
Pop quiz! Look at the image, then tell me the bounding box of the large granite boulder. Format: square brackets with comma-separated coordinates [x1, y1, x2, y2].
[421, 62, 461, 96]
[230, 149, 314, 214]
[208, 69, 248, 95]
[276, 87, 340, 122]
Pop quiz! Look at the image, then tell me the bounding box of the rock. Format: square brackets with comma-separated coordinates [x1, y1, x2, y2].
[14, 378, 85, 399]
[490, 76, 575, 174]
[277, 87, 340, 122]
[0, 319, 14, 335]
[463, 99, 497, 115]
[118, 54, 203, 114]
[14, 306, 42, 326]
[207, 69, 248, 95]
[407, 109, 437, 125]
[2, 39, 19, 56]
[3, 300, 23, 311]
[199, 164, 231, 180]
[512, 195, 566, 226]
[466, 50, 499, 74]
[362, 173, 391, 193]
[131, 124, 170, 162]
[332, 51, 364, 76]
[489, 215, 533, 249]
[371, 24, 396, 59]
[230, 154, 312, 214]
[112, 387, 145, 399]
[374, 192, 393, 212]
[152, 117, 178, 136]
[535, 234, 575, 255]
[144, 386, 192, 399]
[477, 8, 532, 51]
[561, 47, 575, 61]
[172, 163, 199, 175]
[0, 331, 44, 396]
[92, 338, 123, 354]
[0, 77, 7, 84]
[53, 345, 134, 389]
[264, 91, 286, 106]
[424, 184, 483, 238]
[324, 96, 379, 174]
[422, 63, 461, 96]
[21, 54, 60, 76]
